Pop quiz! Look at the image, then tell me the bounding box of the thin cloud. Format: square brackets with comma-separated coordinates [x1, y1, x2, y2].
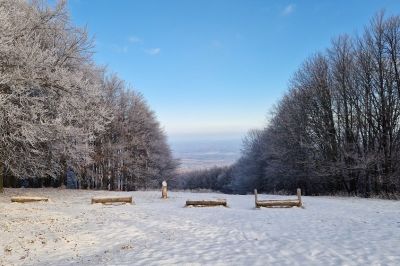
[111, 44, 128, 54]
[145, 48, 161, 55]
[282, 4, 295, 16]
[128, 36, 142, 44]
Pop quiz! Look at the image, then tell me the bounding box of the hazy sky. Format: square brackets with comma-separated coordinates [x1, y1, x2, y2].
[68, 0, 400, 140]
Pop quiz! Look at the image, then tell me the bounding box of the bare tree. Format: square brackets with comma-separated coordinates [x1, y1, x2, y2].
[179, 12, 400, 198]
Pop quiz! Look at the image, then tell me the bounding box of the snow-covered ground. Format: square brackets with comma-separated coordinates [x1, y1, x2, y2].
[0, 189, 399, 266]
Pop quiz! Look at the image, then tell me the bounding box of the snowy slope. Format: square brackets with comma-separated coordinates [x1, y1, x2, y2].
[0, 189, 399, 265]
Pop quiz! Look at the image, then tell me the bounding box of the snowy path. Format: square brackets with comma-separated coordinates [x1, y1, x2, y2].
[0, 189, 399, 265]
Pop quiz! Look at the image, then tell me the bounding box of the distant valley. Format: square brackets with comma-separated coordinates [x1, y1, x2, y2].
[169, 138, 242, 171]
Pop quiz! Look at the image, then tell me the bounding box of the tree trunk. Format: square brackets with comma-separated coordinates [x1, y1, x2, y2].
[0, 161, 3, 193]
[365, 171, 371, 198]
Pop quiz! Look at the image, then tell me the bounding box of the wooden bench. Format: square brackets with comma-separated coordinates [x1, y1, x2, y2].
[91, 196, 133, 204]
[255, 189, 302, 208]
[185, 199, 227, 207]
[11, 196, 49, 203]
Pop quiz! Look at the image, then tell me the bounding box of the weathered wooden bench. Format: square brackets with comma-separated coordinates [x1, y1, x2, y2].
[91, 196, 133, 204]
[11, 196, 49, 203]
[255, 189, 302, 208]
[185, 199, 227, 207]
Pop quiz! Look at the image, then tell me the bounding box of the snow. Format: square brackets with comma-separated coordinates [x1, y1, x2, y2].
[1, 188, 399, 265]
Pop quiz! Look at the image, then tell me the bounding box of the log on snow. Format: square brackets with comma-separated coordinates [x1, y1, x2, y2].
[91, 196, 133, 204]
[185, 199, 227, 207]
[11, 196, 49, 203]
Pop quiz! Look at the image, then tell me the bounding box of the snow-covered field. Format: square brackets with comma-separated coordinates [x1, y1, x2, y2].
[0, 189, 399, 266]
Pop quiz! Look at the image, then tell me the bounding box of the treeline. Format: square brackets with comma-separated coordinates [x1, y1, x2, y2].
[178, 12, 400, 198]
[173, 167, 234, 193]
[0, 0, 177, 192]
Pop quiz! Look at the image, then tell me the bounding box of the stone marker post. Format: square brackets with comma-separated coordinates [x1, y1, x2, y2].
[162, 180, 168, 199]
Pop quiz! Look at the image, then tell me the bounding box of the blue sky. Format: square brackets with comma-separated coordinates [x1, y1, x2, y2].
[68, 0, 400, 141]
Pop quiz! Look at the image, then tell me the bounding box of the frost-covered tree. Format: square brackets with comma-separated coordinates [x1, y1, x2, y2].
[0, 0, 110, 191]
[80, 75, 178, 191]
[0, 0, 177, 192]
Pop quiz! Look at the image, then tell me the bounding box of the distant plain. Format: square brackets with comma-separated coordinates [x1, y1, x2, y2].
[170, 138, 242, 171]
